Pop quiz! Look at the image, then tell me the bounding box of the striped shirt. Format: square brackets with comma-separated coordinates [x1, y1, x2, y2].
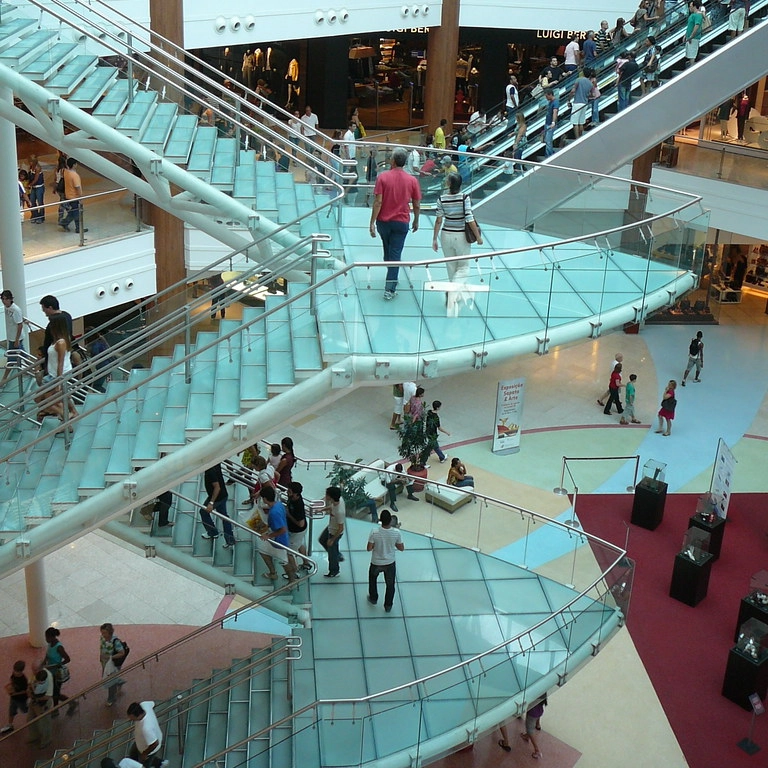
[436, 192, 475, 233]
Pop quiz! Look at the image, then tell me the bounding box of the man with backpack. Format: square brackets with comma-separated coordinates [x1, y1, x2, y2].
[682, 331, 704, 385]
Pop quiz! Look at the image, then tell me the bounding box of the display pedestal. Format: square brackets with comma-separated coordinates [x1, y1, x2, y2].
[669, 552, 714, 607]
[631, 479, 668, 531]
[688, 514, 726, 562]
[722, 649, 768, 710]
[735, 595, 768, 643]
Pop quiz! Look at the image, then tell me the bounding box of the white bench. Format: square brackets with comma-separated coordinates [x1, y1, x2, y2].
[424, 478, 474, 513]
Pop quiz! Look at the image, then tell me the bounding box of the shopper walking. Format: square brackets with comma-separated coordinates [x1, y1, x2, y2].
[41, 626, 78, 716]
[367, 509, 404, 612]
[99, 622, 127, 707]
[656, 380, 677, 436]
[681, 331, 704, 385]
[370, 147, 422, 300]
[597, 352, 623, 406]
[625, 373, 641, 423]
[603, 363, 626, 421]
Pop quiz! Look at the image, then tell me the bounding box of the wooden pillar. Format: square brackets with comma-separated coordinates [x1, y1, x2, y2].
[148, 0, 186, 293]
[425, 0, 460, 136]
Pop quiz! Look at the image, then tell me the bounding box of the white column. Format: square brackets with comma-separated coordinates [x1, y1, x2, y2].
[0, 85, 27, 320]
[24, 559, 48, 648]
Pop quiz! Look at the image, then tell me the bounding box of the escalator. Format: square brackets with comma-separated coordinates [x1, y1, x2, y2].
[474, 9, 768, 229]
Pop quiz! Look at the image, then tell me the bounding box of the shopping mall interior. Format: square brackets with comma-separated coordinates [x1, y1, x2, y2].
[1, 1, 768, 767]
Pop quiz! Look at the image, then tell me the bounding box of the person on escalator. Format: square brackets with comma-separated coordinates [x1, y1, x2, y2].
[617, 52, 640, 111]
[684, 0, 704, 66]
[640, 35, 662, 95]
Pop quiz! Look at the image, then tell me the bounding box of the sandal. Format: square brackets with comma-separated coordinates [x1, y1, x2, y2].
[498, 740, 511, 752]
[264, 571, 278, 580]
[631, 419, 641, 424]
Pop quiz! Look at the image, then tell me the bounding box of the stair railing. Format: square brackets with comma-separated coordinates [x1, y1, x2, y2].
[0, 232, 332, 445]
[17, 473, 630, 768]
[24, 0, 353, 191]
[1, 628, 302, 756]
[173, 491, 631, 768]
[168, 486, 317, 579]
[0, 155, 704, 472]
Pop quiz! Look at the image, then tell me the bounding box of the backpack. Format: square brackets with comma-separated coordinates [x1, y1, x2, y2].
[689, 338, 700, 356]
[113, 636, 130, 668]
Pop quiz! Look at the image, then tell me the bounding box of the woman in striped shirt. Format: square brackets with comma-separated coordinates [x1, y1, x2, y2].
[432, 172, 483, 281]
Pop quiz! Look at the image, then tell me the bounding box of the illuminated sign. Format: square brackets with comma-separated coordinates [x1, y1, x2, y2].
[536, 30, 588, 40]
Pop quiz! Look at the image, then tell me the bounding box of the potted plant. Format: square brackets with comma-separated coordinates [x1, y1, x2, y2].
[397, 417, 431, 492]
[326, 456, 374, 515]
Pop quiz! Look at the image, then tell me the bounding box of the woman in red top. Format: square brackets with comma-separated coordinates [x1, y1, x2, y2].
[276, 436, 296, 487]
[603, 363, 626, 422]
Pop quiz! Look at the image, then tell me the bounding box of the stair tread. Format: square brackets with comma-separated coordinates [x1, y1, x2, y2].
[20, 42, 78, 79]
[164, 114, 199, 162]
[44, 53, 98, 94]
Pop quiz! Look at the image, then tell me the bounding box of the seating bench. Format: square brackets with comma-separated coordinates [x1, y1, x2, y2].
[425, 478, 474, 513]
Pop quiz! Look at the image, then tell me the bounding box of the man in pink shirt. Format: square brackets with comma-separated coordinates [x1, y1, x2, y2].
[369, 147, 422, 300]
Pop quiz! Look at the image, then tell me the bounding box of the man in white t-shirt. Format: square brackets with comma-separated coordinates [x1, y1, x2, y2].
[300, 105, 320, 149]
[564, 34, 581, 72]
[343, 121, 357, 161]
[1, 289, 24, 384]
[504, 76, 519, 128]
[367, 509, 405, 612]
[127, 701, 163, 767]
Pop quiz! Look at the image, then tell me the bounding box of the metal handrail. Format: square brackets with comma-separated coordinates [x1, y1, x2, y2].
[168, 486, 315, 577]
[27, 0, 350, 185]
[0, 232, 330, 439]
[0, 158, 703, 468]
[182, 481, 628, 768]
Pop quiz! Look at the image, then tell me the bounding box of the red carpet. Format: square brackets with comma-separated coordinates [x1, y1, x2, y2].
[578, 493, 768, 768]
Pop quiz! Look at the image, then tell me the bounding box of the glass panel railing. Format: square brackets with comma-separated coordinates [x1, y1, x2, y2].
[0, 161, 706, 565]
[19, 187, 145, 258]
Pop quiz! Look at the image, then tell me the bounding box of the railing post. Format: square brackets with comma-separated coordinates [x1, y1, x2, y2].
[61, 381, 72, 449]
[174, 693, 186, 755]
[78, 203, 85, 247]
[126, 34, 134, 104]
[286, 640, 294, 703]
[309, 239, 319, 317]
[184, 307, 191, 383]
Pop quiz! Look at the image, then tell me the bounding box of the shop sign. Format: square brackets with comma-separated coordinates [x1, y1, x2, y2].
[536, 29, 587, 40]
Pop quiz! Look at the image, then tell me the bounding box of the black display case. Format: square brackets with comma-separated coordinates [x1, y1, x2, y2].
[723, 620, 768, 710]
[669, 529, 713, 607]
[734, 592, 768, 643]
[631, 478, 668, 531]
[688, 513, 726, 562]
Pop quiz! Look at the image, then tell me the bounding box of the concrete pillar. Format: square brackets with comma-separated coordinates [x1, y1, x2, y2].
[25, 559, 48, 648]
[425, 0, 460, 136]
[147, 0, 186, 294]
[0, 86, 27, 321]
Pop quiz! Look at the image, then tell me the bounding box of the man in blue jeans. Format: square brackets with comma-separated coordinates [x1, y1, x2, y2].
[617, 52, 640, 111]
[369, 147, 422, 300]
[367, 509, 404, 612]
[199, 463, 236, 548]
[543, 89, 559, 157]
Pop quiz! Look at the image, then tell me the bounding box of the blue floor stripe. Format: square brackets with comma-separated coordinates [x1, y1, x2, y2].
[492, 509, 586, 570]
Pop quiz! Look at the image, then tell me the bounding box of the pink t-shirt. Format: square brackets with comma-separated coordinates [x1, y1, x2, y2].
[374, 168, 421, 223]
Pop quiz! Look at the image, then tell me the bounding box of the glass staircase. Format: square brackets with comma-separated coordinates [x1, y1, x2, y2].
[0, 2, 734, 766]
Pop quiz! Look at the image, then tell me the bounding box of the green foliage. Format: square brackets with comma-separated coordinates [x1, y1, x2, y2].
[397, 416, 431, 470]
[326, 455, 372, 512]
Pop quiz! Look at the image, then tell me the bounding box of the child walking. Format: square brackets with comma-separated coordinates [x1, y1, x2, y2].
[625, 374, 641, 424]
